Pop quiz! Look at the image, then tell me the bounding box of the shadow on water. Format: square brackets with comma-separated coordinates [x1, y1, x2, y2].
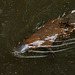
[0, 0, 75, 75]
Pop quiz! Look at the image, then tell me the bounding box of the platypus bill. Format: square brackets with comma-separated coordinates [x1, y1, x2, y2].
[12, 12, 75, 58]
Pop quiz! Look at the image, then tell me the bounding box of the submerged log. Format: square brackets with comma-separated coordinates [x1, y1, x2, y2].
[12, 12, 75, 58]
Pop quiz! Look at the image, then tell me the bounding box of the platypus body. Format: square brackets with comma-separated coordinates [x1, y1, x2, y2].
[12, 12, 75, 58]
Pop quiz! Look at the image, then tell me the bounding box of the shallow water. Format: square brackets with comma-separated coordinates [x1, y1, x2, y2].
[0, 0, 75, 75]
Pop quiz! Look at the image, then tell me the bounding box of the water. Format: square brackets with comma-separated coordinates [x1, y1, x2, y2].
[0, 0, 75, 75]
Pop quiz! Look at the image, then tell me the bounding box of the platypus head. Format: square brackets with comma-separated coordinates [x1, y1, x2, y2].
[12, 12, 75, 58]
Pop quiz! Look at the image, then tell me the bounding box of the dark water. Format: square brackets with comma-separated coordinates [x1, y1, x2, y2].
[0, 0, 75, 75]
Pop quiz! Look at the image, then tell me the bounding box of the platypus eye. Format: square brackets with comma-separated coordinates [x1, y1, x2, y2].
[59, 22, 70, 28]
[29, 44, 33, 46]
[63, 22, 70, 27]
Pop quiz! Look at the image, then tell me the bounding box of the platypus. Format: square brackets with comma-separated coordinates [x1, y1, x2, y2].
[12, 12, 75, 58]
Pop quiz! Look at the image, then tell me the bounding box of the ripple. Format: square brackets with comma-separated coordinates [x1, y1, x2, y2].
[0, 9, 2, 14]
[12, 35, 75, 58]
[28, 47, 74, 53]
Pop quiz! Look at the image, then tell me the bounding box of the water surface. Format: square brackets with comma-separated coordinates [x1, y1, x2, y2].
[0, 0, 75, 75]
